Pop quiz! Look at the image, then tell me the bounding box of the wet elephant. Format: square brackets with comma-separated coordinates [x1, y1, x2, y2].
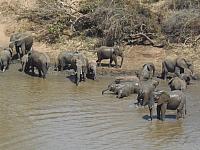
[96, 46, 124, 68]
[102, 81, 140, 98]
[21, 54, 30, 73]
[136, 63, 155, 80]
[27, 50, 50, 78]
[136, 80, 159, 121]
[9, 32, 33, 60]
[154, 90, 186, 121]
[0, 48, 12, 72]
[87, 60, 97, 80]
[161, 57, 193, 80]
[168, 77, 187, 91]
[71, 52, 88, 86]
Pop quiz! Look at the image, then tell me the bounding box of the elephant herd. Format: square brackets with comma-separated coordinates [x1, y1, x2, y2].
[0, 32, 199, 121]
[0, 32, 124, 85]
[102, 57, 198, 121]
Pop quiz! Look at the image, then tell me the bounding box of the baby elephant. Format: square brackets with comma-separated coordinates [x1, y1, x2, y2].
[136, 63, 155, 81]
[154, 90, 186, 121]
[87, 60, 97, 80]
[0, 48, 12, 72]
[168, 77, 187, 91]
[102, 82, 140, 98]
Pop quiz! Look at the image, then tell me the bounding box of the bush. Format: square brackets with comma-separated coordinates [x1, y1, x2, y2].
[162, 9, 200, 43]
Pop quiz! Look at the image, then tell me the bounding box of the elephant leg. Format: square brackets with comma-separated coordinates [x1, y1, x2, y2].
[116, 90, 122, 98]
[76, 73, 80, 86]
[112, 56, 118, 68]
[157, 105, 161, 120]
[175, 67, 181, 77]
[161, 104, 167, 121]
[161, 62, 167, 80]
[96, 58, 102, 67]
[42, 66, 47, 79]
[109, 58, 113, 68]
[38, 69, 42, 77]
[148, 105, 153, 121]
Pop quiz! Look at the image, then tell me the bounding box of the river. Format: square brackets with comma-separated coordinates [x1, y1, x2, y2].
[0, 64, 200, 150]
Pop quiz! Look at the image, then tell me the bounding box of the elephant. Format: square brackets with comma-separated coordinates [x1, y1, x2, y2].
[96, 46, 124, 68]
[154, 90, 186, 121]
[87, 60, 97, 80]
[135, 63, 155, 80]
[0, 47, 12, 72]
[21, 54, 30, 73]
[66, 52, 88, 86]
[168, 77, 187, 91]
[27, 50, 50, 78]
[136, 80, 159, 121]
[102, 81, 140, 98]
[161, 57, 193, 80]
[9, 32, 33, 60]
[56, 51, 76, 71]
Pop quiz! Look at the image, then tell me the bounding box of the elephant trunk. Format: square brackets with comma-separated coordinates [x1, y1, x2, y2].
[102, 88, 109, 95]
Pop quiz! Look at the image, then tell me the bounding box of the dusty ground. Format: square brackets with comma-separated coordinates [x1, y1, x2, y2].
[0, 0, 199, 75]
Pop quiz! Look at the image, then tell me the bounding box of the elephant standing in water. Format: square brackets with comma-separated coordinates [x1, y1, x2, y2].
[71, 52, 88, 86]
[161, 57, 193, 80]
[24, 50, 50, 78]
[9, 32, 33, 60]
[96, 46, 124, 68]
[136, 80, 159, 121]
[0, 47, 12, 72]
[154, 90, 186, 121]
[136, 63, 155, 80]
[56, 51, 76, 71]
[87, 60, 97, 80]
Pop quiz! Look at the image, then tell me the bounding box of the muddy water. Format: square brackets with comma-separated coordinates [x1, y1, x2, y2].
[0, 64, 200, 150]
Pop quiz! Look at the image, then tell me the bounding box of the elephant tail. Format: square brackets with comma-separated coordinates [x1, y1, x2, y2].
[185, 100, 187, 115]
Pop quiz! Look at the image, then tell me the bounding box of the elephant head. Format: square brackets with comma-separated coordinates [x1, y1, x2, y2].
[153, 91, 170, 105]
[113, 46, 124, 67]
[102, 82, 118, 95]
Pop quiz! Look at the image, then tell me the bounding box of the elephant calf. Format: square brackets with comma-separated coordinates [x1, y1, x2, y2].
[168, 77, 187, 91]
[102, 81, 140, 98]
[87, 60, 97, 80]
[27, 50, 50, 78]
[154, 90, 186, 121]
[136, 63, 155, 81]
[0, 48, 12, 72]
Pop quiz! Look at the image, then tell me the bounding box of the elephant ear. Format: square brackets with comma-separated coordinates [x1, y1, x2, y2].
[15, 39, 23, 46]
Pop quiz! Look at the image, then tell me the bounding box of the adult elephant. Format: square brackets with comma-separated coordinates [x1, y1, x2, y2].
[71, 52, 88, 86]
[56, 51, 76, 71]
[96, 46, 124, 68]
[0, 47, 12, 72]
[154, 90, 186, 121]
[9, 32, 33, 60]
[161, 57, 193, 80]
[136, 80, 159, 121]
[136, 63, 155, 80]
[27, 50, 50, 78]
